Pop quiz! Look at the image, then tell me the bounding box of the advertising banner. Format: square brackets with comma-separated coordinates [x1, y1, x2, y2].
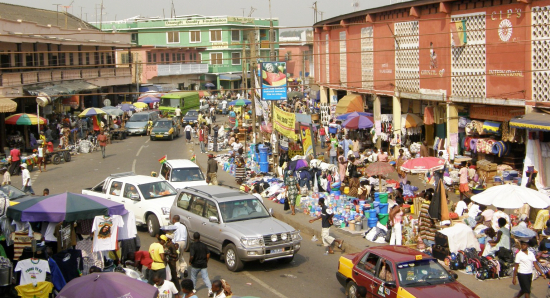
[261, 61, 287, 100]
[273, 105, 295, 140]
[300, 125, 313, 157]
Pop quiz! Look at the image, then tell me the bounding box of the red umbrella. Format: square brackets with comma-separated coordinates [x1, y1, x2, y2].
[400, 157, 446, 173]
[365, 161, 396, 190]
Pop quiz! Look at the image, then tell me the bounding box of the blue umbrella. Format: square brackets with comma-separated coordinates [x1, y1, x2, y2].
[336, 111, 373, 121]
[137, 96, 160, 104]
[228, 99, 251, 106]
[117, 103, 136, 112]
[204, 83, 216, 88]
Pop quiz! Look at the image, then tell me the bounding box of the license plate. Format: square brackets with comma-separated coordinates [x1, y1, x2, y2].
[270, 249, 283, 254]
[156, 135, 164, 138]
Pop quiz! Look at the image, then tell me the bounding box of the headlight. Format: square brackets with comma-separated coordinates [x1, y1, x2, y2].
[161, 207, 170, 215]
[281, 233, 288, 241]
[193, 120, 198, 123]
[291, 231, 301, 240]
[241, 237, 263, 247]
[164, 132, 169, 135]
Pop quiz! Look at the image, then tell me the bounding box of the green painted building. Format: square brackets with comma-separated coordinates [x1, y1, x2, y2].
[99, 15, 279, 93]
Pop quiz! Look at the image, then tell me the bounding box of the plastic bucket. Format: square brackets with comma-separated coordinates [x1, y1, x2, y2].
[368, 218, 378, 228]
[355, 221, 363, 231]
[362, 218, 369, 229]
[380, 203, 389, 214]
[369, 209, 377, 219]
[379, 193, 388, 203]
[378, 213, 389, 225]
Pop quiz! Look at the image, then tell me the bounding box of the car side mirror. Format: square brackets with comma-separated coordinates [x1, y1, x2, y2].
[452, 273, 458, 280]
[385, 281, 397, 289]
[269, 208, 274, 216]
[131, 194, 140, 200]
[209, 216, 219, 223]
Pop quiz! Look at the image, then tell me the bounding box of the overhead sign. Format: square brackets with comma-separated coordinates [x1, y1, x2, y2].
[273, 105, 296, 140]
[261, 61, 287, 101]
[469, 105, 524, 122]
[165, 17, 254, 27]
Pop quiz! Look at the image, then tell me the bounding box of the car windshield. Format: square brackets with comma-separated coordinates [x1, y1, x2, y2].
[219, 199, 270, 222]
[185, 111, 198, 117]
[138, 181, 177, 200]
[129, 114, 148, 122]
[0, 185, 27, 200]
[397, 259, 454, 287]
[154, 121, 171, 128]
[171, 168, 204, 182]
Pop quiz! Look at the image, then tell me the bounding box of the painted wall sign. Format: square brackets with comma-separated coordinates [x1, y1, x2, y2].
[469, 105, 524, 121]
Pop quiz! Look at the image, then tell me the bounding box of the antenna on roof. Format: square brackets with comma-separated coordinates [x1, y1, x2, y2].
[352, 0, 360, 11]
[248, 6, 256, 17]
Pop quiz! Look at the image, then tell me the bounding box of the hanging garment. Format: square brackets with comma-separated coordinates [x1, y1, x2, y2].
[117, 211, 137, 240]
[92, 215, 124, 252]
[14, 258, 50, 285]
[52, 249, 83, 283]
[435, 123, 446, 139]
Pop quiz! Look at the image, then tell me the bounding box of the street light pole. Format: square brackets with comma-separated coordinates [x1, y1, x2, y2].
[269, 0, 276, 61]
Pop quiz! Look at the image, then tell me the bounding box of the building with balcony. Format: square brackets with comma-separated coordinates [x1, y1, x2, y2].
[0, 3, 132, 150]
[99, 15, 279, 93]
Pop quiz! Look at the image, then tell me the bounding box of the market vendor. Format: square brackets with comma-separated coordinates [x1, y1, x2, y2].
[459, 161, 470, 200]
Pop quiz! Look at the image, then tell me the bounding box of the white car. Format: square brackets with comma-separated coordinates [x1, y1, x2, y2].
[159, 159, 207, 189]
[82, 172, 178, 236]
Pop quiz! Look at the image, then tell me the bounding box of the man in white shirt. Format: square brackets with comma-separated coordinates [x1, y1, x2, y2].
[175, 106, 182, 117]
[232, 139, 243, 152]
[153, 275, 180, 298]
[1, 167, 10, 186]
[454, 198, 468, 217]
[221, 100, 228, 115]
[20, 164, 34, 195]
[171, 215, 188, 278]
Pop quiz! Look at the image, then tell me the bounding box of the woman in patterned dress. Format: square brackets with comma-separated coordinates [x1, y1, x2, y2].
[284, 170, 300, 215]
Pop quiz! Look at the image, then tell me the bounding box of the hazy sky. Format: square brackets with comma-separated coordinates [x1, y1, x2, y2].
[6, 0, 389, 27]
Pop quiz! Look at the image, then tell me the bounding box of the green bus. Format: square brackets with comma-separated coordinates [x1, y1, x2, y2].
[159, 91, 200, 116]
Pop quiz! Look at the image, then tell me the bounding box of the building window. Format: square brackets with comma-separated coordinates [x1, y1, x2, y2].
[172, 53, 176, 62]
[285, 51, 292, 61]
[147, 52, 152, 63]
[25, 54, 33, 67]
[165, 53, 170, 62]
[131, 33, 138, 43]
[59, 53, 66, 66]
[167, 31, 180, 44]
[231, 30, 240, 42]
[197, 53, 201, 63]
[231, 52, 241, 65]
[210, 29, 222, 42]
[100, 53, 104, 65]
[86, 52, 90, 65]
[121, 53, 128, 64]
[160, 53, 164, 62]
[153, 53, 157, 63]
[39, 53, 45, 66]
[190, 30, 201, 43]
[210, 53, 222, 65]
[177, 53, 182, 62]
[69, 53, 74, 65]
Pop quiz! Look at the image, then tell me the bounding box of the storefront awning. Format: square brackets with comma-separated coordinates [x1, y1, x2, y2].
[219, 74, 242, 81]
[24, 81, 99, 97]
[0, 98, 17, 113]
[335, 94, 363, 115]
[509, 113, 550, 131]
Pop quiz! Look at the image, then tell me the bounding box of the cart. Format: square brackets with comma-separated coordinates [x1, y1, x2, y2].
[44, 149, 72, 165]
[110, 128, 128, 140]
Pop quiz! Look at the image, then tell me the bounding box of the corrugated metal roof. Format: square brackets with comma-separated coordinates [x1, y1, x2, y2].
[0, 2, 96, 30]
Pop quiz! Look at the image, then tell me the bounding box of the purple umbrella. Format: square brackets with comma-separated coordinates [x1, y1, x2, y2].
[342, 115, 374, 129]
[6, 192, 127, 222]
[117, 103, 136, 112]
[137, 96, 160, 104]
[57, 272, 158, 298]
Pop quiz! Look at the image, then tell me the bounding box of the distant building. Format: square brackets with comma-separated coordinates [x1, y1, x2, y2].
[278, 31, 314, 83]
[98, 15, 279, 94]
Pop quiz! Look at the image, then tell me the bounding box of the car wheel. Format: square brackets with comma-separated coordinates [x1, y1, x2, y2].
[278, 255, 294, 264]
[223, 243, 244, 272]
[147, 214, 160, 237]
[346, 281, 357, 298]
[63, 152, 71, 162]
[150, 136, 155, 141]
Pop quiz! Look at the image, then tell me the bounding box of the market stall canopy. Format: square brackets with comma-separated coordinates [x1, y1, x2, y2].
[137, 96, 160, 104]
[6, 192, 127, 222]
[5, 113, 47, 125]
[439, 223, 481, 253]
[0, 98, 17, 113]
[219, 74, 242, 81]
[401, 113, 424, 128]
[104, 108, 124, 116]
[336, 111, 373, 121]
[509, 113, 550, 131]
[58, 272, 158, 298]
[78, 108, 106, 118]
[365, 161, 395, 176]
[228, 99, 251, 106]
[400, 157, 446, 173]
[118, 103, 136, 111]
[25, 81, 99, 97]
[335, 94, 363, 115]
[342, 114, 374, 129]
[471, 184, 550, 209]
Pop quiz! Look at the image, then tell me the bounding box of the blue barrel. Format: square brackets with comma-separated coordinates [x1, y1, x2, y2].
[374, 192, 380, 200]
[258, 144, 269, 172]
[369, 209, 377, 219]
[368, 218, 378, 228]
[380, 203, 389, 214]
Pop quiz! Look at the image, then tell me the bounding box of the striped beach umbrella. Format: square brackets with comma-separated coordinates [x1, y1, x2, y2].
[5, 113, 47, 125]
[133, 102, 148, 109]
[79, 107, 107, 118]
[401, 113, 424, 128]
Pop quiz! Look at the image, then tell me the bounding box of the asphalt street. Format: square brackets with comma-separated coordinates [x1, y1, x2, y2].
[10, 117, 549, 298]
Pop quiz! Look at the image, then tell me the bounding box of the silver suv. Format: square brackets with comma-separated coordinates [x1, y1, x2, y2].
[169, 186, 302, 272]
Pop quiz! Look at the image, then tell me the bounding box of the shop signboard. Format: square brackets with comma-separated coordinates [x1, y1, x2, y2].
[261, 62, 287, 100]
[300, 125, 314, 157]
[469, 105, 524, 122]
[273, 105, 296, 140]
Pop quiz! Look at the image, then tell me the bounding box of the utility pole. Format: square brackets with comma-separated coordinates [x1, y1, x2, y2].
[100, 0, 104, 30]
[53, 4, 62, 27]
[268, 0, 276, 61]
[313, 1, 317, 23]
[249, 30, 257, 144]
[242, 31, 248, 99]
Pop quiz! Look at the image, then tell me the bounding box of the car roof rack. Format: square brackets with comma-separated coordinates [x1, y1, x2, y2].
[185, 187, 213, 198]
[109, 172, 135, 178]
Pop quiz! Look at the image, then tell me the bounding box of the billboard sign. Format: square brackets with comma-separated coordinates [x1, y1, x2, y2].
[261, 61, 287, 101]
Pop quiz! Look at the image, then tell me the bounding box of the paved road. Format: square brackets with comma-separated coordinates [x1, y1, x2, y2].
[13, 120, 549, 298]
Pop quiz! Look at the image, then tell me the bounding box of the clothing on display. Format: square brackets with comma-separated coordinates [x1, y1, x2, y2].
[48, 257, 67, 291]
[15, 281, 53, 298]
[52, 249, 83, 282]
[117, 211, 137, 240]
[14, 258, 50, 285]
[40, 222, 57, 242]
[75, 237, 104, 271]
[91, 215, 123, 252]
[54, 222, 77, 252]
[11, 231, 42, 260]
[75, 219, 93, 235]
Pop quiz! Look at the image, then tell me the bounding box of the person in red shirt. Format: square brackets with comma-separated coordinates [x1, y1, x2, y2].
[198, 126, 206, 153]
[9, 145, 21, 176]
[319, 125, 326, 149]
[97, 131, 107, 159]
[131, 251, 153, 281]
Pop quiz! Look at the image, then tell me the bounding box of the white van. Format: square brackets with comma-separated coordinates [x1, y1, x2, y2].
[159, 159, 207, 189]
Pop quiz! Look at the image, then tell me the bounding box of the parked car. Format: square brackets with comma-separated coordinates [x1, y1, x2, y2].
[336, 245, 479, 298]
[159, 159, 207, 189]
[199, 101, 210, 114]
[0, 184, 34, 201]
[170, 185, 302, 272]
[82, 172, 178, 236]
[216, 102, 225, 114]
[182, 110, 199, 126]
[150, 118, 181, 141]
[126, 111, 159, 135]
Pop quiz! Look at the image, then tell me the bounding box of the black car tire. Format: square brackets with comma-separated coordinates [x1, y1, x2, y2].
[223, 243, 244, 272]
[52, 154, 61, 165]
[346, 281, 357, 298]
[147, 214, 160, 237]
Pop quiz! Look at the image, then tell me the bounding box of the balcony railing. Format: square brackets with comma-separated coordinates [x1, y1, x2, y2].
[208, 64, 242, 73]
[0, 67, 132, 87]
[156, 63, 208, 76]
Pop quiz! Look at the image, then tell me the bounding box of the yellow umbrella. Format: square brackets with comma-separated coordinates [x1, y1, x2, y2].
[133, 102, 148, 109]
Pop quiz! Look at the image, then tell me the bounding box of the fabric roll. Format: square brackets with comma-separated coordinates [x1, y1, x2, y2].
[470, 138, 477, 153]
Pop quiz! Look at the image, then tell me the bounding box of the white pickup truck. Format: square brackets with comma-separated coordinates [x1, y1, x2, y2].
[82, 172, 178, 236]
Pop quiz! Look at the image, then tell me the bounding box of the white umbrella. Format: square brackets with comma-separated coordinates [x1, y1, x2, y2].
[471, 184, 550, 209]
[105, 108, 124, 116]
